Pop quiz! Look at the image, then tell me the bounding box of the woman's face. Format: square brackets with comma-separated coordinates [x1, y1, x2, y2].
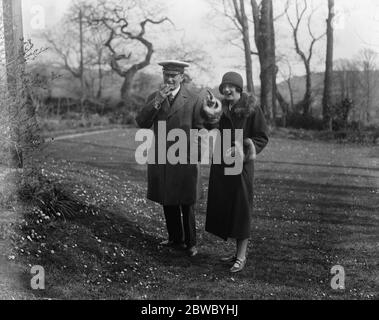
[222, 84, 241, 103]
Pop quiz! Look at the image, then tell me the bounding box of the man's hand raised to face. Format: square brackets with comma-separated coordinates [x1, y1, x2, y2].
[154, 84, 175, 109]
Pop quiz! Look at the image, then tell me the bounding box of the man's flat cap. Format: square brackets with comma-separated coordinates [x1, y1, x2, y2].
[158, 60, 190, 73]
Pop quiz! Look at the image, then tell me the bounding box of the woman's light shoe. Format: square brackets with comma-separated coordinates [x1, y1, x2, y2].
[220, 255, 237, 263]
[230, 258, 246, 273]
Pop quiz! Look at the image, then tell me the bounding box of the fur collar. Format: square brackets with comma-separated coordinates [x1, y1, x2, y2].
[222, 93, 257, 118]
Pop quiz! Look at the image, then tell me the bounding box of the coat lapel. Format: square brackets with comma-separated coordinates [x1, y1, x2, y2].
[221, 98, 247, 129]
[168, 86, 188, 119]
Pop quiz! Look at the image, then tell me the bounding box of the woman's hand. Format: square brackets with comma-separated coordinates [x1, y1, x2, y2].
[243, 138, 256, 161]
[225, 141, 244, 159]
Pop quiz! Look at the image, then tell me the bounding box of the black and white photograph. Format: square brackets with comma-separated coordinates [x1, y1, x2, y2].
[0, 0, 378, 304]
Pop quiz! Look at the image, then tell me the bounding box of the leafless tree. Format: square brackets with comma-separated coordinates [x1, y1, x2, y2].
[278, 55, 294, 111]
[160, 36, 212, 73]
[1, 0, 26, 169]
[251, 0, 278, 120]
[210, 0, 291, 122]
[44, 2, 110, 103]
[84, 0, 172, 100]
[158, 36, 213, 88]
[83, 27, 109, 99]
[334, 57, 379, 127]
[358, 48, 378, 124]
[217, 0, 255, 93]
[285, 0, 325, 116]
[322, 0, 334, 130]
[210, 0, 285, 120]
[334, 59, 360, 103]
[1, 0, 45, 173]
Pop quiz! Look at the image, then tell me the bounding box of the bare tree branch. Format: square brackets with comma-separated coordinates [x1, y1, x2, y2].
[285, 0, 324, 115]
[83, 1, 172, 99]
[232, 0, 242, 25]
[222, 0, 243, 32]
[274, 0, 290, 22]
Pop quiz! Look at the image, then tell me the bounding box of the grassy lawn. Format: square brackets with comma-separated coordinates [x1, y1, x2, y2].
[3, 128, 378, 300]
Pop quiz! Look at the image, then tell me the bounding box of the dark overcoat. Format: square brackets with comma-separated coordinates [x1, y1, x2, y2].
[205, 93, 269, 240]
[135, 85, 205, 206]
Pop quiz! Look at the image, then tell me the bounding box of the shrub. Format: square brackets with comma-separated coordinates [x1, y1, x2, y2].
[286, 113, 324, 131]
[39, 113, 110, 132]
[0, 168, 22, 208]
[18, 175, 87, 220]
[105, 98, 143, 126]
[80, 113, 110, 127]
[315, 128, 379, 144]
[108, 109, 136, 125]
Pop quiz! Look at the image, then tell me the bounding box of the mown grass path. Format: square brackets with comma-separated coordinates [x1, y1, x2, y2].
[3, 128, 378, 299]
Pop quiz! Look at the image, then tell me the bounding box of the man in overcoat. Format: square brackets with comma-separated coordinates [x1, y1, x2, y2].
[135, 60, 205, 257]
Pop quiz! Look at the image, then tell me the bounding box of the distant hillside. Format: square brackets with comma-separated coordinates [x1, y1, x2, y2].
[277, 71, 379, 120]
[277, 72, 325, 117]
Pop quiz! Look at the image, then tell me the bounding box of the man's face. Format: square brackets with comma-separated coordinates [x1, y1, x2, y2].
[163, 71, 184, 90]
[222, 84, 241, 103]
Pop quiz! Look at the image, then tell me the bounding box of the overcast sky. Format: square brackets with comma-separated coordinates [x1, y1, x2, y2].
[20, 0, 379, 86]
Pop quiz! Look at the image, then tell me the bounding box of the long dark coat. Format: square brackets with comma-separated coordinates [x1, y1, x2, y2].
[135, 85, 205, 206]
[205, 93, 269, 240]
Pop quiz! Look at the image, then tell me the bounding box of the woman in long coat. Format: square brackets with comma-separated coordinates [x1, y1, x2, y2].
[202, 71, 269, 272]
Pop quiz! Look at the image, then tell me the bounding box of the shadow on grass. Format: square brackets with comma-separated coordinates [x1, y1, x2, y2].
[248, 176, 378, 298]
[21, 137, 377, 299]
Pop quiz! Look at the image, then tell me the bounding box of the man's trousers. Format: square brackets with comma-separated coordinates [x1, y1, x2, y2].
[163, 205, 196, 248]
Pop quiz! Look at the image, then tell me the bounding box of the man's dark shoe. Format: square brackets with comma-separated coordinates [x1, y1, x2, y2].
[186, 246, 198, 257]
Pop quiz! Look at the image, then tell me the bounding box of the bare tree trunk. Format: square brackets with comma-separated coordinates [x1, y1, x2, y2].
[2, 0, 25, 168]
[304, 64, 312, 116]
[240, 0, 254, 93]
[216, 1, 256, 94]
[358, 49, 378, 126]
[57, 98, 61, 117]
[242, 35, 254, 94]
[252, 0, 276, 121]
[230, 0, 255, 94]
[270, 3, 277, 120]
[276, 89, 289, 127]
[287, 78, 294, 111]
[96, 57, 103, 99]
[322, 0, 334, 130]
[79, 9, 85, 114]
[272, 69, 278, 120]
[366, 69, 371, 124]
[2, 0, 24, 94]
[280, 59, 294, 113]
[286, 0, 325, 117]
[120, 69, 138, 101]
